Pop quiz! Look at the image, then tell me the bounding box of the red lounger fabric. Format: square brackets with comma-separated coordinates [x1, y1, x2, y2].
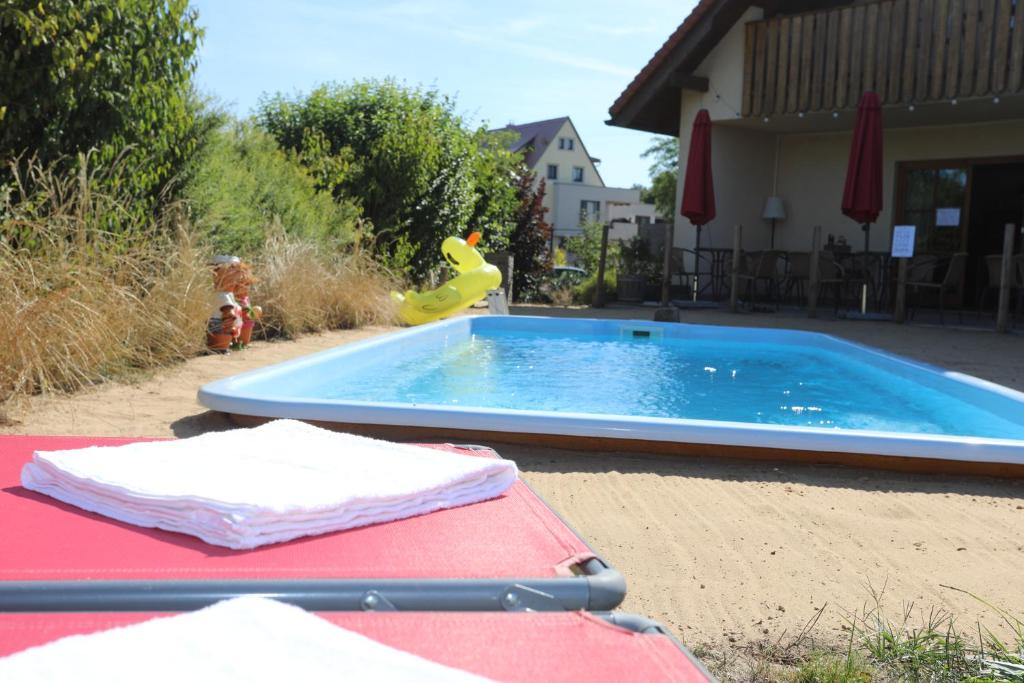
[0, 435, 593, 581]
[0, 610, 711, 682]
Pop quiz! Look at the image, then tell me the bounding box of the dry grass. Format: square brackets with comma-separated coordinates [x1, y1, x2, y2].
[0, 157, 210, 410]
[255, 227, 398, 339]
[0, 156, 396, 412]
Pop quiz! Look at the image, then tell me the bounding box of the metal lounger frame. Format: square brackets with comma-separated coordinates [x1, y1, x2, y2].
[0, 445, 626, 613]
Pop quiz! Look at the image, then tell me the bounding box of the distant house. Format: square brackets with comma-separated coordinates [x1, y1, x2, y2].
[608, 0, 1024, 303]
[494, 116, 657, 249]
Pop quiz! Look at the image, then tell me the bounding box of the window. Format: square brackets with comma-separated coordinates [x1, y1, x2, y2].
[572, 166, 584, 183]
[547, 164, 558, 180]
[579, 200, 600, 223]
[896, 161, 968, 255]
[558, 137, 575, 150]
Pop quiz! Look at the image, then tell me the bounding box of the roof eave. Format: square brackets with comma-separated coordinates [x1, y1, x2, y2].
[607, 0, 752, 136]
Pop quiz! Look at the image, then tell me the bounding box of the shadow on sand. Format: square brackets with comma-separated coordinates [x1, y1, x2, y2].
[165, 413, 1024, 500]
[169, 411, 236, 438]
[489, 440, 1024, 500]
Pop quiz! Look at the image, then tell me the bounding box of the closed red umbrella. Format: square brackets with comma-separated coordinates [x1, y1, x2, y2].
[842, 92, 883, 313]
[680, 109, 715, 301]
[842, 91, 883, 227]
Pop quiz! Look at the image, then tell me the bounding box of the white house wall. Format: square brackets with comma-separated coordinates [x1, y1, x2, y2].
[675, 6, 772, 261]
[526, 118, 619, 242]
[531, 120, 604, 188]
[776, 118, 1024, 252]
[608, 202, 657, 224]
[673, 1, 1024, 259]
[692, 6, 763, 123]
[550, 184, 643, 239]
[677, 91, 776, 257]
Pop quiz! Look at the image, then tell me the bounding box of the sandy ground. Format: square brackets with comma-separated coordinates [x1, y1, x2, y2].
[3, 306, 1023, 655]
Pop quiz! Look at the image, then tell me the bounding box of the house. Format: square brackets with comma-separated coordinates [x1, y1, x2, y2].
[495, 116, 657, 248]
[608, 0, 1024, 303]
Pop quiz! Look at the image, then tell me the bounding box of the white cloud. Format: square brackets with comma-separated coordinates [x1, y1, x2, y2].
[382, 1, 446, 17]
[505, 17, 545, 35]
[447, 28, 635, 77]
[580, 22, 668, 37]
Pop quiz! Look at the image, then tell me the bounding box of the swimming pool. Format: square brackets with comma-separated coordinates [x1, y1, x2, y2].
[198, 316, 1024, 474]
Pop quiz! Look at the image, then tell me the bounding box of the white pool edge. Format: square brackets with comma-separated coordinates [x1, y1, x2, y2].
[198, 315, 1024, 467]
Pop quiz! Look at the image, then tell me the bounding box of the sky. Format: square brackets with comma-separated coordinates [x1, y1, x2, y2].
[188, 0, 696, 189]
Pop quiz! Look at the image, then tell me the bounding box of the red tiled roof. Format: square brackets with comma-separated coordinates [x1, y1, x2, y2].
[609, 0, 720, 117]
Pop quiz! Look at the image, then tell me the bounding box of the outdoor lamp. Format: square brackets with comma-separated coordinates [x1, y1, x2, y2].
[762, 196, 786, 249]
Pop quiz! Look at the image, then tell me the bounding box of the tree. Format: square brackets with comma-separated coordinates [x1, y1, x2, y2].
[634, 183, 655, 205]
[564, 221, 620, 275]
[0, 1, 203, 204]
[467, 129, 520, 252]
[641, 136, 679, 220]
[508, 173, 552, 299]
[258, 81, 520, 281]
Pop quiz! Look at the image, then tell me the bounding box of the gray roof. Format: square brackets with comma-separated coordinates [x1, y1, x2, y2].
[492, 117, 570, 168]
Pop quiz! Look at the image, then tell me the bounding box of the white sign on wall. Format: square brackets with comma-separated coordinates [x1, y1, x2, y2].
[935, 207, 961, 227]
[891, 225, 916, 258]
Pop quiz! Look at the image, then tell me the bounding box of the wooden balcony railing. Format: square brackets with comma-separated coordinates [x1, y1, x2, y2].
[741, 0, 1024, 117]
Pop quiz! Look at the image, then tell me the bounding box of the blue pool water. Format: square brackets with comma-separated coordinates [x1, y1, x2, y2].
[199, 316, 1024, 462]
[300, 329, 1024, 441]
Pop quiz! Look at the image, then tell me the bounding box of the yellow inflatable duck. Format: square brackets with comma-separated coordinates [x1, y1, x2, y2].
[392, 231, 502, 326]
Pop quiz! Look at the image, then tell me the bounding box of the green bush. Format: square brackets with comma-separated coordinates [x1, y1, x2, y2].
[573, 270, 617, 305]
[564, 221, 620, 275]
[183, 122, 359, 255]
[0, 1, 202, 206]
[258, 80, 520, 280]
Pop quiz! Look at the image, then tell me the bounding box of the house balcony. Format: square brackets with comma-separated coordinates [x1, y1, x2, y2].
[741, 0, 1024, 121]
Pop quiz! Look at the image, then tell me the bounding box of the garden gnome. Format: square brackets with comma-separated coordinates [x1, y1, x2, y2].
[231, 261, 262, 348]
[206, 255, 243, 353]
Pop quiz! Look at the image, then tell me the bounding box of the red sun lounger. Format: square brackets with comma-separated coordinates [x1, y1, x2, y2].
[0, 610, 714, 682]
[0, 435, 624, 613]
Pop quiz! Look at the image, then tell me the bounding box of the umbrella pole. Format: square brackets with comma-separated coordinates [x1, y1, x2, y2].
[861, 222, 870, 314]
[692, 225, 702, 302]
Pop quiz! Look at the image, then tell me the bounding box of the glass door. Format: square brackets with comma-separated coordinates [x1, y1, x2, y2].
[895, 161, 970, 256]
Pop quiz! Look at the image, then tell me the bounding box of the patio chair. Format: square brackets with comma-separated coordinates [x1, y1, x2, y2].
[735, 250, 784, 309]
[0, 435, 624, 613]
[803, 252, 847, 312]
[837, 252, 880, 312]
[976, 254, 1006, 315]
[0, 610, 713, 681]
[996, 253, 1024, 306]
[670, 247, 692, 293]
[982, 252, 1024, 293]
[1017, 255, 1024, 323]
[907, 252, 967, 325]
[782, 251, 809, 303]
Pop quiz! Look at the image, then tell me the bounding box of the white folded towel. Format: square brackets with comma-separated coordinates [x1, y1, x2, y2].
[20, 420, 518, 549]
[0, 597, 494, 682]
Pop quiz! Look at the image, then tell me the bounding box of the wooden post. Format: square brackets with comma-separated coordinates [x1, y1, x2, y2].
[730, 225, 742, 313]
[808, 225, 821, 318]
[655, 222, 680, 322]
[660, 222, 674, 307]
[894, 257, 908, 323]
[593, 223, 610, 308]
[996, 222, 1015, 333]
